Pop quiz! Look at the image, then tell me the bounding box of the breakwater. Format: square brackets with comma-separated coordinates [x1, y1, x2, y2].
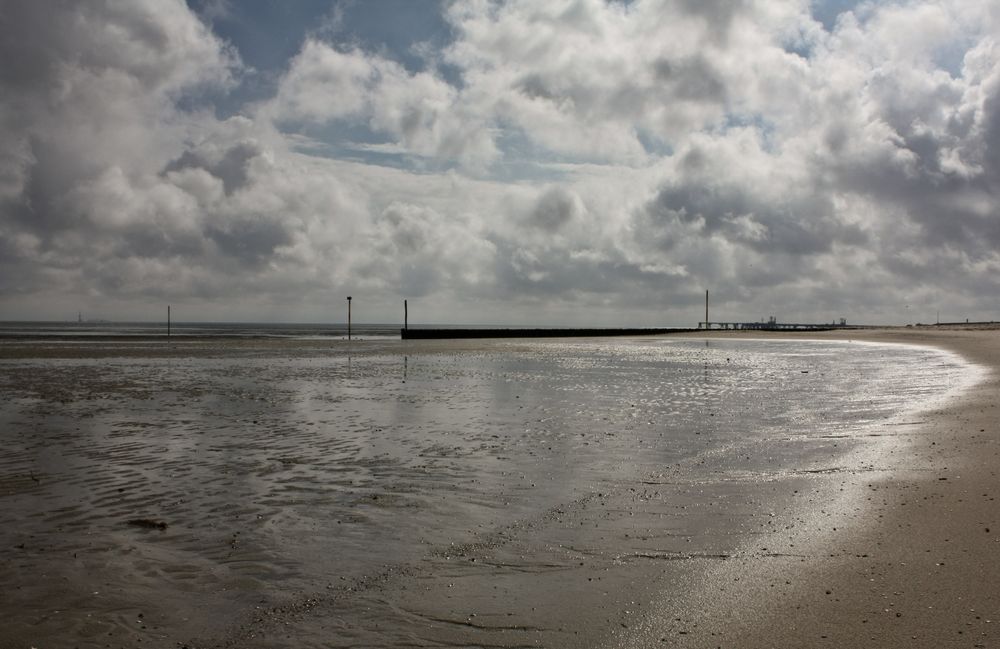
[400, 327, 694, 339]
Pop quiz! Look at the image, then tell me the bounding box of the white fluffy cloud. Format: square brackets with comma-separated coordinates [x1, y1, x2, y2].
[1, 0, 998, 324]
[265, 39, 498, 167]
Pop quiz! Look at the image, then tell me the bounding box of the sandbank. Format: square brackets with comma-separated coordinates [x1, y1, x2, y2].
[620, 326, 1000, 648]
[1, 326, 996, 648]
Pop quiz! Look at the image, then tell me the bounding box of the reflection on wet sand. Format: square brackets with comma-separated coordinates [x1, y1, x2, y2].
[0, 337, 971, 648]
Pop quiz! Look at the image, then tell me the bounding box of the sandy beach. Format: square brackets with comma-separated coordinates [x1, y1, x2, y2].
[760, 326, 1000, 648]
[0, 326, 997, 649]
[619, 326, 1000, 648]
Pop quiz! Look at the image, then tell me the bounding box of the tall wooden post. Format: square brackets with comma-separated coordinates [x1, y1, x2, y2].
[705, 290, 709, 329]
[404, 299, 408, 331]
[347, 296, 352, 340]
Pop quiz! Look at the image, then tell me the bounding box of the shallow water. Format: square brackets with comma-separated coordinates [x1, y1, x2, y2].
[0, 336, 973, 648]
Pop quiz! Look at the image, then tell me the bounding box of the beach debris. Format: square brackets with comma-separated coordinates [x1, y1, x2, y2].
[127, 518, 168, 530]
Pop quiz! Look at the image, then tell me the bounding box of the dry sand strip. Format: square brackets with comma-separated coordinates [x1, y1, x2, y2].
[618, 326, 1000, 649]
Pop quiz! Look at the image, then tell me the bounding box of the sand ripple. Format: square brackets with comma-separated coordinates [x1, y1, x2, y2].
[0, 338, 968, 648]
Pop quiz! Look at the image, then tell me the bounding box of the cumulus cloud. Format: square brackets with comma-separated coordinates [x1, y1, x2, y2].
[1, 0, 998, 324]
[0, 1, 239, 302]
[0, 2, 369, 319]
[264, 39, 498, 167]
[364, 201, 497, 297]
[443, 0, 824, 162]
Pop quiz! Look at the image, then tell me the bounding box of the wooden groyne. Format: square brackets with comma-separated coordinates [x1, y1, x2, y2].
[400, 327, 694, 340]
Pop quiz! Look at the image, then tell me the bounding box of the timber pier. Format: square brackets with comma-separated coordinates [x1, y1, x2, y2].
[698, 322, 846, 331]
[698, 315, 855, 331]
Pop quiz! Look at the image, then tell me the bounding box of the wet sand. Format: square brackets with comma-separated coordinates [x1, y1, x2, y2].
[620, 326, 1000, 648]
[0, 327, 996, 648]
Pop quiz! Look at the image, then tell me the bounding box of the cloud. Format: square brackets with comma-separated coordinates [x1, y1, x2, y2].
[526, 187, 583, 233]
[442, 0, 825, 162]
[164, 140, 262, 196]
[264, 39, 498, 167]
[1, 0, 999, 324]
[0, 1, 241, 305]
[363, 201, 497, 297]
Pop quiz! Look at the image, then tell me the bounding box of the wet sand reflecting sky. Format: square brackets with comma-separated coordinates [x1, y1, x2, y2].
[0, 337, 972, 648]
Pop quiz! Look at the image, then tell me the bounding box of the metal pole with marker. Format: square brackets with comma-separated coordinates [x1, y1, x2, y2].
[347, 296, 352, 340]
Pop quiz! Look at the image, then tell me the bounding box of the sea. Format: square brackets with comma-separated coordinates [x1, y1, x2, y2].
[0, 320, 402, 339]
[0, 324, 980, 648]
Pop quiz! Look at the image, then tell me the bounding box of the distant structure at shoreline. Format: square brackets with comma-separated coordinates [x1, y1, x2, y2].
[698, 315, 855, 331]
[400, 327, 694, 340]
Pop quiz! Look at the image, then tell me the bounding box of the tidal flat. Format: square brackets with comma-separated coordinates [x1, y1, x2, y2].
[0, 334, 980, 648]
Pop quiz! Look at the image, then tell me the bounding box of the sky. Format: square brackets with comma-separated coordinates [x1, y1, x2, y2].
[0, 0, 998, 326]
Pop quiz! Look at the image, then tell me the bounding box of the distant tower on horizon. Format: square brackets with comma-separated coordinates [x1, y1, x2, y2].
[78, 311, 82, 323]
